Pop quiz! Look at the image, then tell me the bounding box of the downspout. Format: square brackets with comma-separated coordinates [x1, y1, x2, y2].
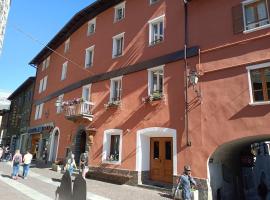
[183, 0, 191, 146]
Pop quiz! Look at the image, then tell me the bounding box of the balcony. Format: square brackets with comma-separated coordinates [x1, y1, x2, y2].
[62, 99, 94, 122]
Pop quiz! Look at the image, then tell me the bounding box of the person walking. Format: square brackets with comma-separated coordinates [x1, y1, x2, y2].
[11, 149, 22, 180]
[79, 151, 89, 179]
[22, 150, 33, 179]
[0, 146, 3, 161]
[173, 165, 197, 200]
[65, 154, 77, 176]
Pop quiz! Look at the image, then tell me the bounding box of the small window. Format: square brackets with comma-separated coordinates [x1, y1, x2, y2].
[148, 66, 164, 96]
[109, 135, 120, 161]
[82, 84, 92, 114]
[153, 141, 159, 159]
[38, 76, 48, 93]
[243, 0, 270, 31]
[102, 129, 122, 164]
[150, 0, 159, 5]
[148, 15, 165, 45]
[85, 46, 94, 68]
[61, 61, 68, 80]
[247, 62, 270, 104]
[87, 18, 96, 36]
[34, 103, 44, 120]
[64, 38, 70, 53]
[114, 2, 125, 22]
[41, 56, 50, 71]
[112, 33, 124, 58]
[110, 77, 122, 102]
[56, 94, 64, 114]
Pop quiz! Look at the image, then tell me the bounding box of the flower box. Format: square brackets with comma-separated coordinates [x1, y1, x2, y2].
[104, 101, 121, 109]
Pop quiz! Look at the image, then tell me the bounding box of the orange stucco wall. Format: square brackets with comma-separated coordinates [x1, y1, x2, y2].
[30, 0, 270, 181]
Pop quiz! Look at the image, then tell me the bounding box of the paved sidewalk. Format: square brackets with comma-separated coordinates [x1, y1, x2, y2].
[0, 161, 172, 200]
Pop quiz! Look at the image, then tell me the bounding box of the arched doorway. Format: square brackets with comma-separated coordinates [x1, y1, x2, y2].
[74, 130, 87, 164]
[208, 135, 270, 200]
[49, 128, 60, 162]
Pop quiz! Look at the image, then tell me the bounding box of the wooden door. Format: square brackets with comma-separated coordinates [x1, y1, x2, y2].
[150, 137, 173, 183]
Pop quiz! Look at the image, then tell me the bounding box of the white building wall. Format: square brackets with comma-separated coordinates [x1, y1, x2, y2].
[0, 0, 11, 55]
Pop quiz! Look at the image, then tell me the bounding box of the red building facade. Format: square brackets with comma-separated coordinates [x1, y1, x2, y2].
[29, 0, 270, 199]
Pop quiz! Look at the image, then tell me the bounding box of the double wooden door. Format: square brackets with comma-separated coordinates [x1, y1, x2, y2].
[150, 137, 173, 183]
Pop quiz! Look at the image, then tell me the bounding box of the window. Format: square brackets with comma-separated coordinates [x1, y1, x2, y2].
[61, 61, 68, 80]
[56, 94, 64, 113]
[110, 77, 122, 102]
[148, 65, 164, 96]
[243, 0, 270, 31]
[82, 84, 91, 102]
[102, 129, 123, 164]
[64, 38, 70, 53]
[38, 76, 48, 93]
[247, 62, 270, 104]
[114, 2, 125, 22]
[87, 18, 96, 36]
[148, 15, 165, 45]
[112, 33, 124, 58]
[85, 45, 94, 68]
[41, 56, 50, 71]
[150, 0, 159, 5]
[34, 103, 44, 120]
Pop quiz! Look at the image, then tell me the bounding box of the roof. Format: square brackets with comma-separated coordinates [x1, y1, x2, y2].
[29, 0, 122, 66]
[8, 77, 36, 100]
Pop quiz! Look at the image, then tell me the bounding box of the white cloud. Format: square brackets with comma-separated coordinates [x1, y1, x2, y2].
[0, 89, 11, 109]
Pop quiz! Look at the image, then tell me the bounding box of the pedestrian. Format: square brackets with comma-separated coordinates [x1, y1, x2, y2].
[173, 165, 196, 200]
[65, 153, 77, 176]
[0, 146, 3, 161]
[258, 172, 268, 200]
[22, 150, 33, 179]
[42, 147, 48, 164]
[11, 149, 22, 180]
[79, 151, 89, 179]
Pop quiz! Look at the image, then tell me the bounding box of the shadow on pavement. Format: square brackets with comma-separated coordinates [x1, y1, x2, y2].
[159, 192, 173, 199]
[1, 174, 11, 179]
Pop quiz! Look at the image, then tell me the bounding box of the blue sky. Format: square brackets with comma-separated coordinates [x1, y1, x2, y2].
[0, 1, 95, 97]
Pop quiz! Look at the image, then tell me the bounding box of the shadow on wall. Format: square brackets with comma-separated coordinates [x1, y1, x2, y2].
[229, 104, 270, 120]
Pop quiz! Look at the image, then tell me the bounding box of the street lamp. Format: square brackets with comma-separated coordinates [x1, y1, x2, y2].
[188, 70, 199, 86]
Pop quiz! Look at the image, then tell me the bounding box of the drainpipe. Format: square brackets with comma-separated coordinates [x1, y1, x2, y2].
[183, 0, 191, 146]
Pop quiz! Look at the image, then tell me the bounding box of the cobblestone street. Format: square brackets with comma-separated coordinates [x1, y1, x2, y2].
[0, 162, 172, 200]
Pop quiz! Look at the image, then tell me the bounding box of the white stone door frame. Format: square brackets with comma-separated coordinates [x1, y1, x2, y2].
[136, 127, 177, 183]
[48, 127, 60, 162]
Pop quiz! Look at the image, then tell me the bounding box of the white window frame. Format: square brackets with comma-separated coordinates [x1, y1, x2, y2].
[42, 75, 48, 92]
[87, 18, 96, 36]
[61, 61, 68, 81]
[38, 78, 44, 93]
[148, 15, 165, 45]
[82, 84, 92, 102]
[112, 32, 125, 58]
[56, 94, 64, 114]
[242, 0, 270, 33]
[34, 103, 44, 120]
[110, 76, 122, 102]
[38, 76, 48, 93]
[64, 38, 70, 53]
[148, 65, 164, 96]
[102, 129, 123, 165]
[150, 0, 159, 5]
[85, 45, 95, 68]
[247, 62, 270, 106]
[41, 56, 50, 71]
[114, 2, 125, 22]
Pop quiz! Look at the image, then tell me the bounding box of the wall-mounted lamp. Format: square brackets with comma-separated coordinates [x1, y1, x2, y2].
[55, 99, 62, 108]
[188, 70, 199, 86]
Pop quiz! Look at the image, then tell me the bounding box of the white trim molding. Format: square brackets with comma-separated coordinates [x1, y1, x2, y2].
[136, 127, 177, 184]
[102, 129, 123, 165]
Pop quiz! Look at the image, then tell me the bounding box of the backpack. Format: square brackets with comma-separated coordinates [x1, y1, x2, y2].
[14, 155, 20, 165]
